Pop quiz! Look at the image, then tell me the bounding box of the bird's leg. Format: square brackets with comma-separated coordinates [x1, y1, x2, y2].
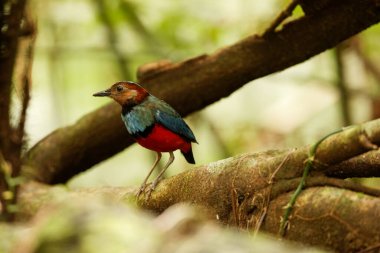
[136, 151, 161, 198]
[147, 151, 175, 196]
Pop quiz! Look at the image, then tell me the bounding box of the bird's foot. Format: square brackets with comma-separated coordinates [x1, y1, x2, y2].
[136, 179, 162, 199]
[136, 183, 148, 198]
[145, 179, 161, 198]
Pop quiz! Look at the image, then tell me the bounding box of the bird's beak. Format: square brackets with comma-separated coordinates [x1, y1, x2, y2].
[93, 89, 111, 97]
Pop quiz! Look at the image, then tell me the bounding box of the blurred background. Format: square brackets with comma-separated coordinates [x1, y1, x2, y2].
[25, 0, 380, 188]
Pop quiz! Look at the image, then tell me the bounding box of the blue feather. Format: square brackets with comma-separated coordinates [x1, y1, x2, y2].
[121, 95, 197, 142]
[122, 103, 155, 137]
[155, 110, 197, 142]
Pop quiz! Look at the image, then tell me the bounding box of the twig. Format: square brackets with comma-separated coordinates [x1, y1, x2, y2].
[334, 45, 352, 126]
[17, 37, 34, 143]
[279, 128, 343, 236]
[350, 38, 380, 86]
[269, 151, 292, 184]
[252, 189, 270, 237]
[119, 1, 165, 58]
[192, 113, 231, 158]
[251, 153, 291, 234]
[93, 0, 132, 80]
[261, 0, 299, 37]
[252, 152, 292, 236]
[15, 20, 35, 173]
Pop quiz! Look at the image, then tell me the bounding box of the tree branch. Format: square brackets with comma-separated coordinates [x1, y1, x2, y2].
[334, 45, 352, 126]
[23, 0, 380, 183]
[93, 0, 132, 80]
[16, 158, 380, 252]
[15, 117, 380, 251]
[261, 0, 299, 37]
[0, 0, 28, 221]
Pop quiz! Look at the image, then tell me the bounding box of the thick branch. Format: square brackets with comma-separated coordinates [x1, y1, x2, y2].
[0, 0, 26, 152]
[328, 150, 380, 178]
[23, 0, 380, 183]
[262, 187, 380, 252]
[16, 118, 380, 251]
[16, 167, 380, 253]
[0, 0, 28, 221]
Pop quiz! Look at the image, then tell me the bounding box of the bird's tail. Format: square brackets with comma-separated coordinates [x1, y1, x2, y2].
[181, 148, 195, 164]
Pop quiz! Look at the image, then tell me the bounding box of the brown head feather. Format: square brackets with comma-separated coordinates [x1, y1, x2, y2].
[97, 81, 149, 107]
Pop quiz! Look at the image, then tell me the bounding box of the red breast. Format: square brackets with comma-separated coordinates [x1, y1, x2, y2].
[135, 124, 191, 153]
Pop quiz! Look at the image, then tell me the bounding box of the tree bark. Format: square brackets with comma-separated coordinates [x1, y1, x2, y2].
[15, 118, 380, 252]
[16, 155, 380, 253]
[0, 0, 26, 158]
[0, 0, 28, 220]
[22, 0, 380, 184]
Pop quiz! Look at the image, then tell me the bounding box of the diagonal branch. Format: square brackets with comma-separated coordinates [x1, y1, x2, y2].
[23, 0, 380, 183]
[261, 0, 299, 37]
[93, 0, 132, 80]
[16, 133, 380, 252]
[334, 45, 352, 126]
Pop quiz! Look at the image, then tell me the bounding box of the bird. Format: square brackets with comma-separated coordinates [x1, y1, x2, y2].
[93, 81, 197, 197]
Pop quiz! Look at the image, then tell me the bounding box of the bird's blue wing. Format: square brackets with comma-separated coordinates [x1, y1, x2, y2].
[121, 95, 197, 142]
[122, 105, 155, 138]
[155, 110, 197, 143]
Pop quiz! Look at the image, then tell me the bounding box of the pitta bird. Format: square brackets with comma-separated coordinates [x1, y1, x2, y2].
[93, 81, 197, 197]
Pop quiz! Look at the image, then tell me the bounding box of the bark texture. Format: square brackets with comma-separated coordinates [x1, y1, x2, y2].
[0, 0, 26, 159]
[16, 118, 380, 252]
[23, 0, 380, 183]
[16, 160, 380, 253]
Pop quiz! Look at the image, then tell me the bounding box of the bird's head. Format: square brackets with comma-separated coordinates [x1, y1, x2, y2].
[93, 81, 149, 106]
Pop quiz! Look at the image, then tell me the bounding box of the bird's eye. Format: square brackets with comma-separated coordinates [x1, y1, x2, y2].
[116, 85, 124, 92]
